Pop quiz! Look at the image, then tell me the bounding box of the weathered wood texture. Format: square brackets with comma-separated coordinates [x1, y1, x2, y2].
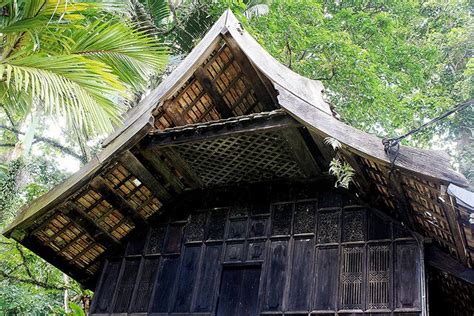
[90, 184, 424, 315]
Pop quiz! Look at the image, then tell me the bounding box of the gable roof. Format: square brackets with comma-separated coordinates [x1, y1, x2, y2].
[4, 10, 473, 287]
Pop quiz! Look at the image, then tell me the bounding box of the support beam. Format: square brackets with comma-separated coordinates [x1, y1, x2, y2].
[147, 111, 299, 147]
[136, 146, 185, 194]
[385, 168, 418, 231]
[65, 202, 120, 249]
[281, 128, 321, 176]
[442, 194, 469, 266]
[90, 176, 147, 228]
[162, 99, 187, 126]
[160, 148, 203, 188]
[223, 34, 277, 110]
[195, 67, 233, 118]
[426, 245, 474, 285]
[118, 151, 173, 202]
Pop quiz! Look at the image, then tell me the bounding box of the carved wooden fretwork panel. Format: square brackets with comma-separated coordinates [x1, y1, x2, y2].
[341, 245, 364, 310]
[368, 244, 391, 310]
[90, 188, 423, 316]
[317, 210, 340, 244]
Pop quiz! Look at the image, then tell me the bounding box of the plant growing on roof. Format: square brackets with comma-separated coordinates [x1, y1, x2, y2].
[324, 136, 354, 189]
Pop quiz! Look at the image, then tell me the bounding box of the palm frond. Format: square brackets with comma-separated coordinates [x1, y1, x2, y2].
[2, 54, 125, 133]
[69, 20, 168, 90]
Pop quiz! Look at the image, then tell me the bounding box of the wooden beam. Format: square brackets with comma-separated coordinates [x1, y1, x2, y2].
[281, 128, 321, 176]
[65, 202, 120, 250]
[385, 168, 418, 231]
[426, 245, 474, 285]
[223, 33, 277, 111]
[147, 111, 299, 147]
[90, 176, 147, 228]
[442, 194, 469, 266]
[136, 146, 185, 194]
[162, 99, 187, 126]
[160, 148, 203, 188]
[118, 151, 172, 202]
[194, 67, 233, 118]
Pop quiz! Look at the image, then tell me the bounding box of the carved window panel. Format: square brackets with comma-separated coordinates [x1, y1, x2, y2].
[224, 242, 244, 262]
[249, 216, 268, 238]
[317, 210, 340, 244]
[367, 244, 391, 310]
[186, 212, 207, 242]
[227, 218, 247, 239]
[129, 257, 159, 313]
[92, 260, 121, 314]
[206, 209, 227, 240]
[341, 245, 365, 310]
[113, 258, 140, 313]
[272, 203, 293, 236]
[247, 240, 265, 261]
[145, 226, 166, 254]
[164, 223, 184, 253]
[342, 209, 366, 242]
[229, 205, 248, 218]
[293, 201, 316, 234]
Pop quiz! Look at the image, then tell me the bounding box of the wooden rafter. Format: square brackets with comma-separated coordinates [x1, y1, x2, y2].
[223, 33, 277, 111]
[90, 176, 147, 228]
[194, 66, 233, 119]
[118, 151, 173, 202]
[136, 146, 185, 194]
[281, 128, 321, 176]
[65, 202, 120, 249]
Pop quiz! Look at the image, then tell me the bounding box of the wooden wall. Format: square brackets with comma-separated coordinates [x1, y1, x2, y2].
[90, 184, 424, 315]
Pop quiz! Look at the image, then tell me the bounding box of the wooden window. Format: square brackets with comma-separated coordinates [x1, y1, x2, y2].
[367, 244, 391, 310]
[194, 245, 222, 312]
[263, 240, 289, 311]
[287, 238, 313, 311]
[129, 258, 159, 313]
[216, 266, 261, 316]
[172, 245, 201, 312]
[91, 260, 121, 314]
[314, 247, 339, 311]
[341, 245, 365, 310]
[113, 258, 140, 312]
[149, 257, 180, 313]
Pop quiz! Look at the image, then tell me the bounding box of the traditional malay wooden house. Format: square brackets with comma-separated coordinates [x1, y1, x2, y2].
[4, 10, 474, 316]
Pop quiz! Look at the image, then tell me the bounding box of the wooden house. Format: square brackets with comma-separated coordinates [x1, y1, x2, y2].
[4, 10, 474, 316]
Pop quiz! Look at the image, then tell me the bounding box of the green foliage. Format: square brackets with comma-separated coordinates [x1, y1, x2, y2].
[0, 0, 168, 134]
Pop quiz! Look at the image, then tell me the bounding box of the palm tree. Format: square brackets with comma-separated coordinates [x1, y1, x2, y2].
[0, 0, 168, 135]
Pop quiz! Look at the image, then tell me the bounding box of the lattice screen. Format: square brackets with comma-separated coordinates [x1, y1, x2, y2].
[172, 131, 305, 186]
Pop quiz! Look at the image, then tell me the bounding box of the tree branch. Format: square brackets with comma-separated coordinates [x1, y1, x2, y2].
[0, 269, 69, 291]
[0, 125, 86, 163]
